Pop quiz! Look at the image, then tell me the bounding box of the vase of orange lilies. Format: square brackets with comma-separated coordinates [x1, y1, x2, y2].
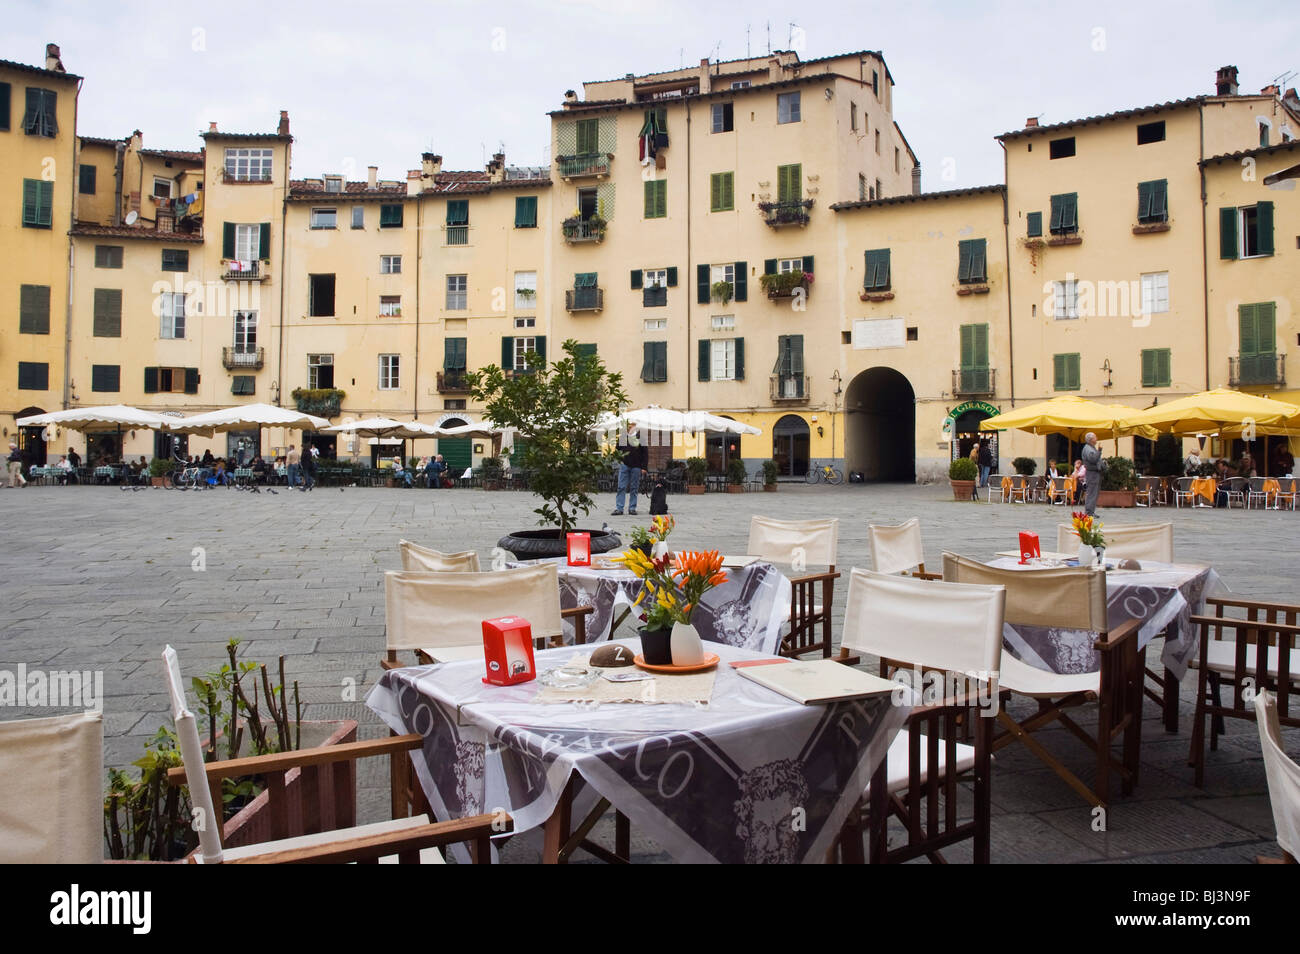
[1070, 511, 1105, 566]
[613, 548, 727, 666]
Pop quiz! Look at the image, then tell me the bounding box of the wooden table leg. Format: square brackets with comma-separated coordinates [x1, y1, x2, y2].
[615, 810, 630, 861]
[541, 775, 576, 864]
[1163, 666, 1179, 733]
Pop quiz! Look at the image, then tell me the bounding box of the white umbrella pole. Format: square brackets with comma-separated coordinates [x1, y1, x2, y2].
[161, 647, 223, 864]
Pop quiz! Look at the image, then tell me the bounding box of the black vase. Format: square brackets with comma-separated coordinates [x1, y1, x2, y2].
[639, 627, 673, 666]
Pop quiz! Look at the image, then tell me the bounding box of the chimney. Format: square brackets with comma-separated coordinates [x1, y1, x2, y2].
[406, 169, 422, 196]
[277, 110, 290, 136]
[1216, 65, 1239, 96]
[487, 151, 505, 183]
[1025, 117, 1039, 128]
[421, 152, 442, 182]
[1285, 88, 1300, 112]
[911, 164, 922, 196]
[367, 165, 378, 188]
[699, 56, 712, 95]
[208, 121, 218, 133]
[45, 43, 64, 72]
[1261, 84, 1280, 97]
[768, 57, 784, 82]
[563, 89, 578, 105]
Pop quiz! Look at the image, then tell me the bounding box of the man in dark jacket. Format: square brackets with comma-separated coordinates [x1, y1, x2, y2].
[977, 441, 993, 488]
[1081, 432, 1104, 515]
[612, 427, 648, 516]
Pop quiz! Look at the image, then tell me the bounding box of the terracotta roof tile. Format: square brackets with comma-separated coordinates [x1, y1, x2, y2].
[0, 57, 81, 81]
[996, 98, 1205, 140]
[830, 184, 1005, 212]
[70, 224, 204, 243]
[141, 148, 204, 163]
[1200, 138, 1300, 166]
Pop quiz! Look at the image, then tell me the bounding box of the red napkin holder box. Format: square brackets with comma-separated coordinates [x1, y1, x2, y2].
[566, 532, 591, 567]
[1018, 531, 1041, 564]
[482, 616, 536, 686]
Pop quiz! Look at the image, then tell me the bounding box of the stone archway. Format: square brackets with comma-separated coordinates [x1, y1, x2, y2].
[845, 368, 915, 482]
[772, 414, 810, 478]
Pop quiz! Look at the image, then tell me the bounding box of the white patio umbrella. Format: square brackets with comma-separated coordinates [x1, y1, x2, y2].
[165, 403, 330, 437]
[594, 405, 762, 436]
[423, 422, 506, 439]
[16, 404, 174, 433]
[321, 417, 440, 440]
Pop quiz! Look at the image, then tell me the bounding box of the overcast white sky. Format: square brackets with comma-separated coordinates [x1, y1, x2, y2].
[7, 0, 1298, 189]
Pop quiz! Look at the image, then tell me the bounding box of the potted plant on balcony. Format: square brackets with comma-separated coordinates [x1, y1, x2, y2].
[1097, 456, 1138, 508]
[516, 287, 536, 303]
[470, 339, 629, 558]
[949, 456, 978, 501]
[562, 214, 606, 241]
[762, 459, 778, 491]
[711, 280, 734, 304]
[290, 387, 346, 418]
[686, 456, 707, 494]
[148, 456, 174, 487]
[726, 457, 748, 493]
[759, 270, 813, 299]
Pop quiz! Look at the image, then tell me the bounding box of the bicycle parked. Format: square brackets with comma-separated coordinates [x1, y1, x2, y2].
[805, 463, 844, 485]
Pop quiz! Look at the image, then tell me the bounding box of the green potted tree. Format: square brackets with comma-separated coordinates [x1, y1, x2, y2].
[1098, 456, 1138, 508]
[762, 459, 779, 491]
[949, 456, 978, 500]
[727, 457, 748, 493]
[479, 455, 503, 491]
[1012, 456, 1038, 477]
[469, 339, 629, 558]
[686, 457, 707, 494]
[148, 457, 174, 487]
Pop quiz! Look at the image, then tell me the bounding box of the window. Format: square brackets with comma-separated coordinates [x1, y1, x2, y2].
[351, 205, 364, 229]
[514, 336, 539, 372]
[514, 271, 537, 309]
[1140, 272, 1169, 315]
[307, 354, 334, 389]
[379, 295, 401, 316]
[711, 315, 735, 332]
[19, 284, 50, 335]
[309, 274, 336, 316]
[872, 70, 879, 97]
[1141, 349, 1171, 388]
[324, 176, 343, 193]
[444, 337, 467, 374]
[1049, 192, 1079, 235]
[153, 177, 172, 199]
[159, 293, 186, 339]
[17, 362, 49, 390]
[144, 368, 198, 394]
[894, 147, 900, 173]
[379, 354, 400, 390]
[233, 311, 257, 352]
[224, 148, 272, 181]
[515, 317, 536, 329]
[776, 258, 805, 275]
[576, 118, 599, 155]
[310, 208, 337, 229]
[22, 178, 53, 228]
[639, 267, 671, 307]
[1238, 302, 1278, 384]
[1027, 211, 1043, 237]
[1049, 137, 1076, 159]
[380, 203, 404, 228]
[1137, 120, 1165, 144]
[231, 376, 255, 395]
[161, 249, 189, 272]
[731, 80, 751, 90]
[641, 341, 668, 382]
[875, 129, 880, 154]
[514, 195, 538, 228]
[446, 274, 467, 310]
[1053, 280, 1079, 320]
[875, 178, 882, 200]
[445, 200, 468, 226]
[644, 179, 667, 218]
[776, 163, 802, 203]
[1137, 179, 1168, 223]
[1221, 202, 1275, 259]
[22, 88, 57, 137]
[79, 164, 96, 195]
[777, 91, 801, 124]
[711, 102, 734, 133]
[957, 239, 988, 284]
[380, 255, 402, 274]
[1053, 353, 1081, 391]
[91, 365, 120, 393]
[0, 82, 9, 131]
[773, 335, 804, 396]
[710, 172, 734, 211]
[577, 187, 598, 220]
[94, 245, 123, 269]
[93, 288, 122, 337]
[859, 174, 867, 200]
[959, 324, 990, 381]
[850, 102, 858, 131]
[711, 339, 737, 381]
[643, 318, 667, 332]
[230, 223, 263, 261]
[1260, 122, 1270, 148]
[863, 249, 891, 291]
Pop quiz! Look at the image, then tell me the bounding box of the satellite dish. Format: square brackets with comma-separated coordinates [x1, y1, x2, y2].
[124, 210, 138, 225]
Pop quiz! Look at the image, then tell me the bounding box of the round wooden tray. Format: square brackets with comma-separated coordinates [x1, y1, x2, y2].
[633, 653, 720, 674]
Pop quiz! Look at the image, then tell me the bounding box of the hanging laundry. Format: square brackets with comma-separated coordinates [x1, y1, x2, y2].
[638, 112, 660, 167]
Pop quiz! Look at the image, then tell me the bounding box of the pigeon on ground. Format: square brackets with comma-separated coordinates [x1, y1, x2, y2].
[267, 489, 278, 495]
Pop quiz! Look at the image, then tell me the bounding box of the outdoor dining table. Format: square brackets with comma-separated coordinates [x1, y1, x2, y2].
[366, 638, 912, 863]
[1189, 477, 1217, 505]
[988, 556, 1226, 730]
[506, 555, 792, 655]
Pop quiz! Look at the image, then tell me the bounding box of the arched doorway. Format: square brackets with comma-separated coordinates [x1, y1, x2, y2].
[845, 368, 915, 482]
[772, 414, 809, 478]
[706, 415, 741, 475]
[947, 401, 1000, 473]
[16, 406, 48, 468]
[436, 417, 472, 475]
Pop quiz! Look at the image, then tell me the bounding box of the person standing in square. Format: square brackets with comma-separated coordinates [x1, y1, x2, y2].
[612, 426, 647, 516]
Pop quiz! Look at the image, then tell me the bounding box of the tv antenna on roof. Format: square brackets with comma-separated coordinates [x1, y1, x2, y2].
[1273, 70, 1297, 91]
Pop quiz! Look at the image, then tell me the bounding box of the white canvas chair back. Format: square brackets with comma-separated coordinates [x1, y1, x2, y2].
[385, 563, 563, 652]
[943, 552, 1107, 632]
[868, 518, 925, 575]
[841, 568, 1005, 685]
[0, 711, 103, 863]
[399, 539, 481, 573]
[747, 515, 838, 567]
[1256, 690, 1300, 860]
[1055, 522, 1173, 563]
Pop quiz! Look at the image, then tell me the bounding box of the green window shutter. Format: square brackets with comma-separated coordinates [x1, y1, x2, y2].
[665, 266, 677, 287]
[863, 249, 891, 290]
[724, 173, 734, 210]
[1239, 304, 1258, 357]
[381, 204, 405, 227]
[1141, 349, 1156, 387]
[144, 367, 159, 393]
[1152, 180, 1167, 221]
[802, 255, 814, 274]
[223, 222, 235, 258]
[576, 118, 598, 154]
[162, 249, 189, 271]
[1063, 193, 1078, 230]
[0, 82, 9, 130]
[710, 173, 734, 211]
[1137, 181, 1152, 221]
[764, 258, 777, 276]
[630, 269, 643, 290]
[19, 284, 51, 335]
[971, 240, 987, 282]
[1258, 302, 1277, 352]
[655, 342, 668, 382]
[710, 173, 721, 211]
[93, 289, 122, 337]
[655, 180, 666, 218]
[697, 264, 710, 304]
[22, 179, 53, 226]
[960, 324, 974, 368]
[17, 362, 49, 390]
[534, 336, 546, 365]
[574, 272, 597, 288]
[1157, 349, 1171, 387]
[1219, 207, 1238, 259]
[734, 262, 747, 302]
[445, 338, 467, 370]
[446, 200, 469, 225]
[641, 342, 655, 382]
[1053, 354, 1066, 390]
[513, 196, 537, 228]
[1066, 354, 1080, 390]
[91, 365, 120, 392]
[22, 179, 36, 225]
[1049, 195, 1063, 231]
[958, 240, 973, 282]
[777, 164, 802, 203]
[973, 323, 989, 367]
[644, 179, 654, 217]
[79, 164, 96, 194]
[790, 336, 804, 374]
[184, 368, 200, 394]
[698, 340, 711, 381]
[1257, 201, 1274, 256]
[1026, 211, 1042, 237]
[258, 222, 271, 258]
[734, 337, 745, 381]
[501, 337, 514, 371]
[1050, 193, 1077, 232]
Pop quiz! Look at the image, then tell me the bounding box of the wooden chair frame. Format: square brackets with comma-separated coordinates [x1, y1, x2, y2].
[781, 566, 841, 659]
[383, 605, 594, 670]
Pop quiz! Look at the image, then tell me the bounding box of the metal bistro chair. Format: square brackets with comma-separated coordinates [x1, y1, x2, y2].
[986, 474, 1006, 503]
[1220, 476, 1249, 509]
[1046, 476, 1072, 506]
[1135, 476, 1166, 507]
[1172, 476, 1197, 508]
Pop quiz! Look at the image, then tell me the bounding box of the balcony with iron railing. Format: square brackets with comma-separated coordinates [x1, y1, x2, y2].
[222, 347, 265, 370]
[770, 374, 810, 403]
[565, 287, 604, 313]
[759, 198, 813, 228]
[437, 370, 471, 393]
[222, 260, 268, 281]
[952, 367, 995, 397]
[1229, 354, 1285, 387]
[561, 217, 606, 244]
[556, 153, 612, 179]
[445, 225, 469, 246]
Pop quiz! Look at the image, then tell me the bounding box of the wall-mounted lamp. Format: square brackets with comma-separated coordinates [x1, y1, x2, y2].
[270, 380, 280, 403]
[817, 426, 824, 438]
[1100, 359, 1113, 389]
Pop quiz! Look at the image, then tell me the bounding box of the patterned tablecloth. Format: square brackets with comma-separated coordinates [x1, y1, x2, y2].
[988, 558, 1227, 679]
[366, 638, 911, 863]
[509, 557, 792, 656]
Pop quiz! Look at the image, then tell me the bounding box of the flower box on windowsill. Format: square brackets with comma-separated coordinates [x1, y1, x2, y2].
[1023, 238, 1046, 249]
[956, 284, 991, 296]
[1132, 222, 1171, 235]
[1047, 234, 1082, 247]
[859, 290, 894, 302]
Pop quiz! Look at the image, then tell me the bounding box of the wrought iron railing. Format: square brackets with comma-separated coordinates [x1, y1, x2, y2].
[1229, 354, 1285, 387]
[759, 199, 813, 227]
[952, 367, 995, 396]
[223, 347, 265, 370]
[556, 153, 611, 178]
[770, 375, 810, 402]
[565, 288, 604, 312]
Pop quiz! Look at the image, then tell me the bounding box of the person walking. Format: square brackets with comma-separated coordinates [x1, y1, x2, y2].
[1081, 432, 1104, 516]
[977, 440, 993, 489]
[611, 426, 648, 516]
[286, 444, 300, 488]
[7, 442, 27, 488]
[301, 445, 317, 491]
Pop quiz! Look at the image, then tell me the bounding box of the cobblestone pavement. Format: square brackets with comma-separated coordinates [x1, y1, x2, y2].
[1, 480, 1294, 863]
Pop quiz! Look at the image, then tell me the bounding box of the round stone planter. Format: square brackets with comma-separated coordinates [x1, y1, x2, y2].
[497, 528, 623, 559]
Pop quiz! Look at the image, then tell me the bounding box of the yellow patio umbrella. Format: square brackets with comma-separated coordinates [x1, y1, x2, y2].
[979, 395, 1156, 441]
[1116, 388, 1300, 437]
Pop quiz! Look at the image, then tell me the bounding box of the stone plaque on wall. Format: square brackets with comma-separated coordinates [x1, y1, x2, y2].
[852, 317, 905, 350]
